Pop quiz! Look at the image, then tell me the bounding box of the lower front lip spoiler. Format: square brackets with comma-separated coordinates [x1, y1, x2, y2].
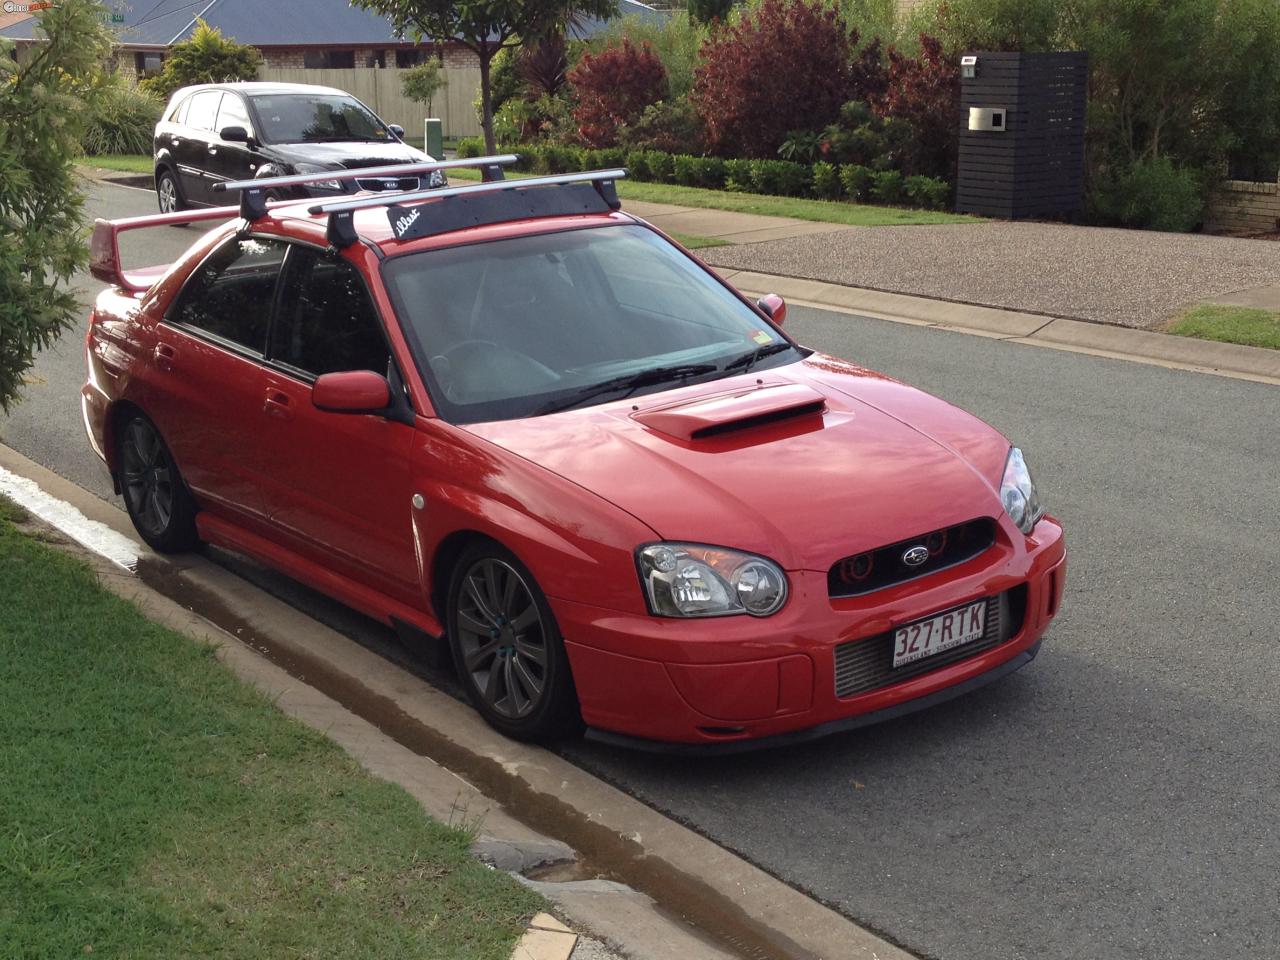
[582, 640, 1043, 756]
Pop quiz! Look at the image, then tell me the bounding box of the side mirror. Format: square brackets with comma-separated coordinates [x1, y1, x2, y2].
[312, 370, 391, 414]
[387, 123, 406, 139]
[220, 125, 250, 144]
[757, 293, 787, 328]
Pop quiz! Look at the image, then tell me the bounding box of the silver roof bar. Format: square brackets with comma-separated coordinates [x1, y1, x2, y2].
[308, 168, 627, 216]
[212, 154, 520, 219]
[312, 168, 628, 249]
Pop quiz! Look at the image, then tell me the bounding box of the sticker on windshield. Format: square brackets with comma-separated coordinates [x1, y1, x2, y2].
[751, 330, 774, 345]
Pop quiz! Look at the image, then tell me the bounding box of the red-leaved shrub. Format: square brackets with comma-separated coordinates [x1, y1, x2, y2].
[568, 39, 669, 148]
[691, 0, 854, 159]
[869, 35, 960, 177]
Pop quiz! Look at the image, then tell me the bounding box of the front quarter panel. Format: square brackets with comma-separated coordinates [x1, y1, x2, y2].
[411, 419, 658, 620]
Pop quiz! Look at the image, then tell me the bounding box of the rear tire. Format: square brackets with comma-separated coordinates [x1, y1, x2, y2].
[116, 413, 199, 553]
[156, 168, 184, 214]
[447, 541, 582, 741]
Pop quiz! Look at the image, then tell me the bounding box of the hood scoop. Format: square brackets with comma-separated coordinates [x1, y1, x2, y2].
[632, 382, 827, 441]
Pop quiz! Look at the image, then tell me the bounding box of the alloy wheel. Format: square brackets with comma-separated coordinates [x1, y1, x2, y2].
[454, 558, 549, 720]
[158, 175, 177, 213]
[120, 418, 174, 538]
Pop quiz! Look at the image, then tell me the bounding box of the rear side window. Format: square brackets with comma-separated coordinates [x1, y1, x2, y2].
[184, 91, 222, 131]
[270, 248, 389, 377]
[166, 96, 190, 124]
[169, 237, 288, 354]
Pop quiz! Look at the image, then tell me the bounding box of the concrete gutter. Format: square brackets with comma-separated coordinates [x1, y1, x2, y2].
[718, 269, 1280, 386]
[0, 442, 914, 960]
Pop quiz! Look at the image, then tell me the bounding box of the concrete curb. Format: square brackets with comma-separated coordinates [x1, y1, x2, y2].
[0, 442, 915, 960]
[717, 269, 1280, 386]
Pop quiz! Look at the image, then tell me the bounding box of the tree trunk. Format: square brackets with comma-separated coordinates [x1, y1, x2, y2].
[478, 42, 496, 155]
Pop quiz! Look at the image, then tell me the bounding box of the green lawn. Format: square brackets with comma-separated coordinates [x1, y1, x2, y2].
[79, 154, 152, 174]
[0, 501, 540, 959]
[446, 165, 976, 227]
[672, 233, 730, 249]
[1168, 303, 1280, 351]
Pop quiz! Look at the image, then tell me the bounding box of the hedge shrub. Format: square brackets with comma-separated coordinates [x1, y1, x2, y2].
[839, 164, 874, 201]
[82, 82, 162, 156]
[811, 162, 841, 200]
[567, 39, 668, 148]
[904, 174, 950, 210]
[870, 170, 905, 204]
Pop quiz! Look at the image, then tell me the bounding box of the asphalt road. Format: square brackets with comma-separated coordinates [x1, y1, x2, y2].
[6, 179, 1279, 960]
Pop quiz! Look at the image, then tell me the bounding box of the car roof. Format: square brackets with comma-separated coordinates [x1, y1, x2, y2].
[169, 81, 351, 102]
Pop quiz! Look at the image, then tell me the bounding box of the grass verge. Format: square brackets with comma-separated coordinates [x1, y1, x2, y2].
[1168, 304, 1280, 351]
[0, 500, 541, 959]
[446, 165, 976, 227]
[79, 154, 152, 174]
[672, 233, 731, 249]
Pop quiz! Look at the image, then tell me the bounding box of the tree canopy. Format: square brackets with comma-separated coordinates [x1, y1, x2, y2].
[355, 0, 619, 152]
[0, 0, 111, 413]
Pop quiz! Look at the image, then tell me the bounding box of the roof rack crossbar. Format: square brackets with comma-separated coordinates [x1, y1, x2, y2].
[308, 168, 628, 218]
[210, 155, 520, 221]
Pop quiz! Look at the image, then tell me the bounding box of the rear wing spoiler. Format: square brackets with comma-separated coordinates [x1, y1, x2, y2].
[89, 154, 521, 293]
[89, 205, 245, 293]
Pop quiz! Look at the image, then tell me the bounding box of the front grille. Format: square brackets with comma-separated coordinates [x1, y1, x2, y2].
[833, 587, 1026, 699]
[828, 518, 996, 598]
[356, 176, 420, 192]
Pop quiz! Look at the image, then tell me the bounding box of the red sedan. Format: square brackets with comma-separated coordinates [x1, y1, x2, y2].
[83, 162, 1066, 750]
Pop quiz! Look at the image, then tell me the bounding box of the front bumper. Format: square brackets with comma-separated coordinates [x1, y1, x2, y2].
[554, 515, 1066, 747]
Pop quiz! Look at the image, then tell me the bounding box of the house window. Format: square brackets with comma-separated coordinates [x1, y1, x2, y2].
[395, 48, 433, 68]
[363, 49, 386, 69]
[303, 49, 355, 69]
[134, 51, 165, 77]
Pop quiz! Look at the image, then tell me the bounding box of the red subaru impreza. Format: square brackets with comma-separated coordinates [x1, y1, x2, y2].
[83, 164, 1065, 750]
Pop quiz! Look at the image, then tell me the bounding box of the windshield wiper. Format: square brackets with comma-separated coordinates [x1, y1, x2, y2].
[534, 363, 718, 416]
[721, 341, 793, 374]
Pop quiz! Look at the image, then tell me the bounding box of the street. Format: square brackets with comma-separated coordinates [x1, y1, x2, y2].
[5, 179, 1279, 960]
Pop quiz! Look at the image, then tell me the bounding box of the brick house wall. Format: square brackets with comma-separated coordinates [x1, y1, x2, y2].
[1204, 179, 1280, 234]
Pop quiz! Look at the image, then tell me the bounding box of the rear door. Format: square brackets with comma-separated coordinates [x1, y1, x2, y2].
[257, 244, 421, 606]
[175, 90, 223, 204]
[151, 235, 290, 530]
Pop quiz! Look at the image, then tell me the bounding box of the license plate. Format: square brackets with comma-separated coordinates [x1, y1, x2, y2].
[892, 600, 986, 668]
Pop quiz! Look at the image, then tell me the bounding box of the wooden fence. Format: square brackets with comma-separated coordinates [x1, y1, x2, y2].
[257, 66, 483, 140]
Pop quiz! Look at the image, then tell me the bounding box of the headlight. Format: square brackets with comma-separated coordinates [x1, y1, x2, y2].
[637, 543, 788, 618]
[1000, 446, 1045, 535]
[295, 163, 344, 191]
[428, 169, 447, 188]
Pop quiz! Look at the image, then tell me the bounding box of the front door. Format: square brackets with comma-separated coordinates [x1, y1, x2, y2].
[206, 92, 261, 195]
[257, 244, 421, 608]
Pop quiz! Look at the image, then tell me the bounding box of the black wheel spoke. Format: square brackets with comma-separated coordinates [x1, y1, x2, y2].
[465, 638, 500, 673]
[502, 654, 521, 712]
[464, 574, 499, 625]
[511, 654, 542, 702]
[457, 609, 492, 637]
[510, 604, 539, 633]
[514, 638, 546, 669]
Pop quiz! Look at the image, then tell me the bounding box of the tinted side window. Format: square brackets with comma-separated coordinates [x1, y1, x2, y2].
[270, 248, 389, 377]
[170, 237, 288, 354]
[185, 91, 222, 131]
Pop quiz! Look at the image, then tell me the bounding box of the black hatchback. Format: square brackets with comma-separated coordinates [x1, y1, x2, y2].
[152, 81, 444, 212]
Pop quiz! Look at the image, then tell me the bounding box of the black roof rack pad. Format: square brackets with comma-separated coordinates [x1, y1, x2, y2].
[387, 182, 615, 242]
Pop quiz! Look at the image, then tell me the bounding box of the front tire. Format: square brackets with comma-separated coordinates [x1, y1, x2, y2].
[447, 542, 581, 741]
[156, 168, 184, 214]
[116, 413, 199, 553]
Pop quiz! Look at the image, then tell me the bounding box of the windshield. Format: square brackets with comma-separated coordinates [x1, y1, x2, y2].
[382, 225, 800, 424]
[248, 93, 391, 144]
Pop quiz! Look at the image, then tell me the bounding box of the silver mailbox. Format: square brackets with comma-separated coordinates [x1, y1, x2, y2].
[968, 107, 1006, 132]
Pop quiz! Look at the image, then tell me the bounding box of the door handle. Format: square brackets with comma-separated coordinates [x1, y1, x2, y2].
[153, 343, 175, 371]
[208, 146, 218, 155]
[171, 138, 179, 147]
[263, 390, 292, 420]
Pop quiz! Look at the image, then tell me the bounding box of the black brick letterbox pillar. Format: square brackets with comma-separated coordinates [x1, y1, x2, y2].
[956, 51, 1088, 219]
